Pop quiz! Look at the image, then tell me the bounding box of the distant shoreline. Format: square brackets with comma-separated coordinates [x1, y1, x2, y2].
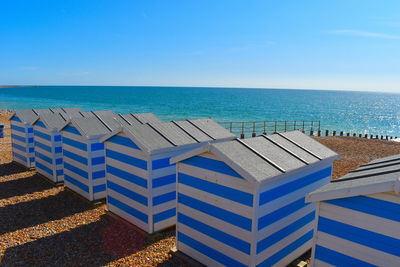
[0, 85, 37, 88]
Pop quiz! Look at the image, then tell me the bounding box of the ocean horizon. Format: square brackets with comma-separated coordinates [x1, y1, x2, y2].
[1, 85, 400, 136]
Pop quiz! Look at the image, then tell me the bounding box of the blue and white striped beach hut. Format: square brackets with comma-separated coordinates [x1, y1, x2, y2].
[32, 108, 83, 184]
[100, 119, 235, 233]
[9, 108, 79, 168]
[58, 110, 125, 201]
[170, 131, 339, 267]
[307, 154, 400, 267]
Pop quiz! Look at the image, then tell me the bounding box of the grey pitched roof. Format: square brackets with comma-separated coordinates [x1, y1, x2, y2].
[209, 131, 338, 183]
[117, 113, 163, 127]
[10, 108, 83, 125]
[310, 154, 400, 196]
[109, 118, 235, 152]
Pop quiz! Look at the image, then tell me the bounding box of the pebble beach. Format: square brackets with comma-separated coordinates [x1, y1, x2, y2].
[1, 110, 400, 266]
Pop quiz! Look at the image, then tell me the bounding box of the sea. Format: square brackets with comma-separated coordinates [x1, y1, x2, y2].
[1, 86, 400, 136]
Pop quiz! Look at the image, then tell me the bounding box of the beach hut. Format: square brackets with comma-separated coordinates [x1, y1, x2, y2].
[170, 131, 339, 267]
[32, 109, 83, 184]
[100, 119, 235, 233]
[307, 154, 400, 267]
[9, 108, 80, 168]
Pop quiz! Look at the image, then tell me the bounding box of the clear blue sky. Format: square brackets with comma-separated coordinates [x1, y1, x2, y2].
[1, 1, 399, 92]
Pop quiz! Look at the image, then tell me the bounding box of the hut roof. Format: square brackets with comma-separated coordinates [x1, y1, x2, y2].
[9, 108, 82, 125]
[172, 131, 339, 185]
[33, 108, 85, 130]
[307, 154, 400, 202]
[117, 113, 163, 126]
[101, 118, 235, 152]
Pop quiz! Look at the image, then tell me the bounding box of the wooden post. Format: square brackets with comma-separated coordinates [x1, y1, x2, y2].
[376, 135, 379, 139]
[347, 133, 350, 137]
[340, 131, 343, 136]
[353, 133, 356, 137]
[364, 134, 368, 138]
[229, 122, 233, 133]
[263, 121, 266, 135]
[294, 121, 296, 130]
[333, 130, 336, 136]
[325, 130, 329, 136]
[370, 134, 373, 139]
[252, 122, 256, 137]
[241, 122, 244, 138]
[381, 135, 384, 140]
[284, 121, 287, 132]
[386, 135, 389, 140]
[317, 130, 321, 136]
[359, 134, 362, 138]
[252, 132, 256, 137]
[240, 133, 245, 139]
[310, 130, 314, 136]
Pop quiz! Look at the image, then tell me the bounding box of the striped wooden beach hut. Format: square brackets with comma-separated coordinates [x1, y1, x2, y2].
[307, 154, 400, 267]
[32, 108, 83, 184]
[9, 108, 79, 168]
[58, 110, 124, 201]
[170, 131, 339, 267]
[100, 119, 235, 233]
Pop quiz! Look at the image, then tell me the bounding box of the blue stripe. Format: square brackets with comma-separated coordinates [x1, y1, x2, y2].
[34, 130, 51, 141]
[179, 173, 253, 207]
[62, 137, 87, 151]
[178, 213, 251, 255]
[260, 167, 332, 206]
[91, 143, 104, 151]
[36, 161, 53, 175]
[55, 147, 62, 153]
[35, 141, 52, 153]
[13, 152, 27, 162]
[27, 128, 33, 133]
[258, 197, 310, 231]
[154, 208, 176, 223]
[35, 151, 53, 164]
[257, 230, 313, 266]
[315, 245, 377, 267]
[106, 165, 147, 188]
[153, 191, 176, 206]
[107, 180, 148, 206]
[91, 156, 105, 165]
[30, 157, 35, 162]
[108, 196, 148, 223]
[178, 232, 247, 267]
[318, 217, 400, 256]
[55, 158, 63, 165]
[92, 170, 105, 179]
[11, 124, 25, 133]
[56, 169, 63, 176]
[257, 211, 315, 254]
[325, 196, 400, 222]
[63, 150, 88, 165]
[11, 134, 25, 142]
[34, 120, 46, 128]
[182, 156, 243, 178]
[64, 162, 88, 179]
[11, 116, 22, 122]
[65, 174, 89, 192]
[93, 184, 106, 193]
[108, 135, 140, 150]
[29, 147, 34, 153]
[63, 125, 81, 135]
[106, 149, 147, 170]
[152, 157, 175, 170]
[152, 174, 176, 188]
[28, 137, 34, 143]
[12, 143, 25, 152]
[178, 193, 252, 231]
[54, 135, 62, 142]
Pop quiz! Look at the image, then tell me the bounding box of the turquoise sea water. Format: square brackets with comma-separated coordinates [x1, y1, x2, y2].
[1, 86, 400, 136]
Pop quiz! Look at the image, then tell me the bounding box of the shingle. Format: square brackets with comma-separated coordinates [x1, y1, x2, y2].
[172, 120, 213, 143]
[188, 119, 235, 140]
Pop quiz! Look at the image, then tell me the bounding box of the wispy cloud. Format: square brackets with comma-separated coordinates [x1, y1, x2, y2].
[328, 29, 400, 40]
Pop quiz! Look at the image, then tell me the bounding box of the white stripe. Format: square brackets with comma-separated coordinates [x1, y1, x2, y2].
[151, 165, 175, 179]
[154, 216, 175, 232]
[62, 144, 88, 158]
[320, 202, 400, 239]
[178, 242, 222, 267]
[63, 169, 88, 184]
[107, 172, 148, 197]
[107, 184, 148, 213]
[105, 142, 147, 160]
[92, 177, 106, 187]
[152, 183, 175, 197]
[107, 203, 149, 232]
[106, 157, 148, 179]
[64, 179, 90, 200]
[153, 200, 175, 215]
[63, 157, 88, 172]
[178, 224, 250, 266]
[179, 163, 254, 194]
[317, 232, 400, 267]
[368, 192, 400, 204]
[61, 131, 84, 140]
[272, 240, 312, 267]
[314, 259, 335, 267]
[179, 183, 253, 219]
[178, 203, 253, 243]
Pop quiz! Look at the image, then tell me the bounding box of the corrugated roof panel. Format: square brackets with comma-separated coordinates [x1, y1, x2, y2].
[264, 134, 319, 164]
[172, 120, 213, 143]
[212, 140, 282, 182]
[243, 137, 306, 172]
[72, 116, 111, 137]
[132, 113, 163, 124]
[118, 114, 142, 125]
[38, 113, 68, 130]
[147, 122, 197, 146]
[281, 131, 338, 159]
[125, 124, 174, 151]
[189, 119, 235, 140]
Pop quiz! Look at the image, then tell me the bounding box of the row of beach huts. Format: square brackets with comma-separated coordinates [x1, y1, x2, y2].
[8, 107, 400, 266]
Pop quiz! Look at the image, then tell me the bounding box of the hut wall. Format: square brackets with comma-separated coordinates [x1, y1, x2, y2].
[33, 120, 63, 183]
[255, 163, 332, 266]
[312, 192, 400, 267]
[104, 133, 151, 232]
[10, 115, 35, 168]
[61, 125, 107, 201]
[176, 152, 256, 267]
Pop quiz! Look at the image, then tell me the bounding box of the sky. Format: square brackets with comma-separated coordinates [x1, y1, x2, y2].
[1, 0, 400, 92]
